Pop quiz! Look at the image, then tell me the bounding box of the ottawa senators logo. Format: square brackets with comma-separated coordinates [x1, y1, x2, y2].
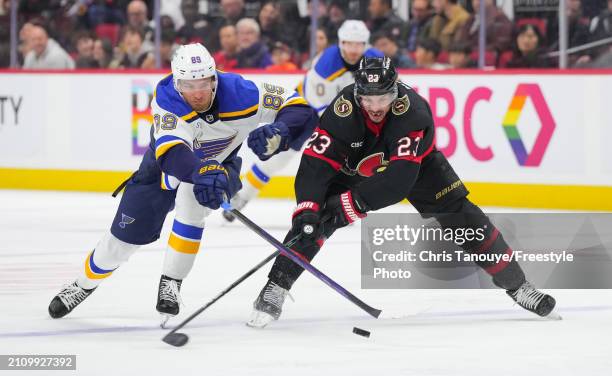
[392, 95, 410, 116]
[334, 95, 353, 117]
[356, 152, 389, 177]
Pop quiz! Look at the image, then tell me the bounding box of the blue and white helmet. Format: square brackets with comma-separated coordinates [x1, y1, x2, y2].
[171, 43, 217, 92]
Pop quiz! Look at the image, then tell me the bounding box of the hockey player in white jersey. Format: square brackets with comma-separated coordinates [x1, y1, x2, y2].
[222, 20, 383, 223]
[47, 43, 317, 325]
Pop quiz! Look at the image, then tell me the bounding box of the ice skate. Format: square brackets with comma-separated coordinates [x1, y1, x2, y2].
[507, 281, 561, 320]
[156, 275, 183, 328]
[247, 280, 293, 328]
[48, 281, 96, 319]
[221, 194, 248, 222]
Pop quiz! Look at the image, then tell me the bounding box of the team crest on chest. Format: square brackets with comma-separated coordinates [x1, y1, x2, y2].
[356, 152, 389, 177]
[392, 95, 410, 116]
[334, 95, 353, 117]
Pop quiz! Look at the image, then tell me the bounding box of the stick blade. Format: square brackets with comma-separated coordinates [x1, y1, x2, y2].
[162, 332, 189, 347]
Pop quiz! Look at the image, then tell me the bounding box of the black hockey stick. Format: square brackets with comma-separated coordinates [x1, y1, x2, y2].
[223, 203, 382, 319]
[162, 233, 301, 347]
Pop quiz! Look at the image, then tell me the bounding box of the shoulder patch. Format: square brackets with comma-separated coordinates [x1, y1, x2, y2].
[392, 95, 410, 116]
[334, 95, 353, 117]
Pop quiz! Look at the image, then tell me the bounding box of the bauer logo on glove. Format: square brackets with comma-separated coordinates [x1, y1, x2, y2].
[198, 164, 228, 175]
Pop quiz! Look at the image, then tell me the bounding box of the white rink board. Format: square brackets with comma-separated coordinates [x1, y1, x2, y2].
[0, 72, 611, 186]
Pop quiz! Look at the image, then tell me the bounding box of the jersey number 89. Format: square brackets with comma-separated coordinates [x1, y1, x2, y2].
[305, 131, 331, 154]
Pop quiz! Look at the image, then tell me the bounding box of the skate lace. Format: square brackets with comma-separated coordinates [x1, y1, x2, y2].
[159, 279, 183, 306]
[263, 282, 294, 308]
[58, 283, 89, 309]
[513, 282, 545, 310]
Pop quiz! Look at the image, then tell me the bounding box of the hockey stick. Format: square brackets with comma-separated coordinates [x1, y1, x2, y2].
[162, 233, 301, 347]
[223, 203, 382, 319]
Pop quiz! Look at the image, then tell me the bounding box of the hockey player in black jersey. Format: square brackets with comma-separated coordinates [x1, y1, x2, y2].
[247, 57, 558, 328]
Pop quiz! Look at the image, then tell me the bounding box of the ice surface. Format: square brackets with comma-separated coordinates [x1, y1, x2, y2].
[0, 190, 610, 375]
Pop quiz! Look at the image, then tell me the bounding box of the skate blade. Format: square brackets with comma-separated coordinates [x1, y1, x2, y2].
[544, 310, 563, 321]
[246, 310, 275, 329]
[159, 313, 175, 329]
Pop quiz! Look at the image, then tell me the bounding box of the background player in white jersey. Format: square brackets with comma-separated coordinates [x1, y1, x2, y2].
[222, 20, 384, 223]
[47, 43, 317, 326]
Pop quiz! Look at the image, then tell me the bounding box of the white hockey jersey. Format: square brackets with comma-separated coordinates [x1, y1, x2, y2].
[297, 45, 383, 116]
[150, 71, 308, 190]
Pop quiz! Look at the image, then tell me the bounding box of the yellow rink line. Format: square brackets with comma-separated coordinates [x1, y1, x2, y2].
[1, 168, 611, 211]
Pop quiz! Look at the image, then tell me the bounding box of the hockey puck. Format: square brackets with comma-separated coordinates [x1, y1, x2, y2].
[352, 327, 370, 338]
[162, 332, 190, 347]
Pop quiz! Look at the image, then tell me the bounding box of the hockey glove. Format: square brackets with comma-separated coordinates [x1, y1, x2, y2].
[222, 156, 243, 198]
[192, 160, 230, 210]
[323, 191, 368, 233]
[290, 201, 322, 240]
[247, 122, 290, 161]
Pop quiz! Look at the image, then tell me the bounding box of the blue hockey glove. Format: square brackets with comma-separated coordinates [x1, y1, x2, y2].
[192, 160, 230, 210]
[222, 156, 243, 198]
[247, 122, 290, 161]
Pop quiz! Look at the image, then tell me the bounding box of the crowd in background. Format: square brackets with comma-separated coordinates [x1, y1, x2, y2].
[2, 0, 612, 70]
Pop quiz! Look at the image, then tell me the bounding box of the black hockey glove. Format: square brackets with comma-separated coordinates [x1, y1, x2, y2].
[290, 201, 322, 240]
[322, 191, 369, 234]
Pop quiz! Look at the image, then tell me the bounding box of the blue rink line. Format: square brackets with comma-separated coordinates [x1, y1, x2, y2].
[1, 305, 611, 339]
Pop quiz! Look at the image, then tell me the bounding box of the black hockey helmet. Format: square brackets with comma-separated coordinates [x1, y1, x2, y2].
[354, 56, 398, 101]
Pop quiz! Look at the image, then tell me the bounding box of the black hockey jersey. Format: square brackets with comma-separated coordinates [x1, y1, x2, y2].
[295, 82, 436, 211]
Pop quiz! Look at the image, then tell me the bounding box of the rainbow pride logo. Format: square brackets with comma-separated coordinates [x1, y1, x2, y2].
[502, 84, 555, 167]
[131, 80, 154, 155]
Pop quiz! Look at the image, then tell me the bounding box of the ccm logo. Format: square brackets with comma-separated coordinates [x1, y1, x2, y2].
[351, 141, 363, 148]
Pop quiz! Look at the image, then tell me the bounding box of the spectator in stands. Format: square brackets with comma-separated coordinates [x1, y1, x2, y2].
[258, 0, 282, 48]
[23, 24, 75, 69]
[159, 15, 176, 33]
[235, 17, 272, 68]
[455, 0, 512, 53]
[85, 0, 125, 29]
[548, 0, 590, 52]
[266, 40, 298, 71]
[371, 31, 416, 68]
[279, 0, 310, 54]
[220, 0, 247, 25]
[589, 0, 612, 42]
[160, 0, 185, 30]
[213, 23, 239, 70]
[0, 1, 8, 67]
[110, 25, 153, 69]
[414, 37, 447, 69]
[505, 23, 551, 68]
[177, 0, 219, 52]
[404, 0, 434, 52]
[126, 0, 153, 48]
[367, 0, 406, 40]
[428, 0, 470, 50]
[74, 31, 97, 68]
[447, 41, 476, 68]
[302, 26, 331, 69]
[324, 0, 349, 45]
[139, 30, 175, 70]
[93, 38, 113, 68]
[18, 22, 35, 64]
